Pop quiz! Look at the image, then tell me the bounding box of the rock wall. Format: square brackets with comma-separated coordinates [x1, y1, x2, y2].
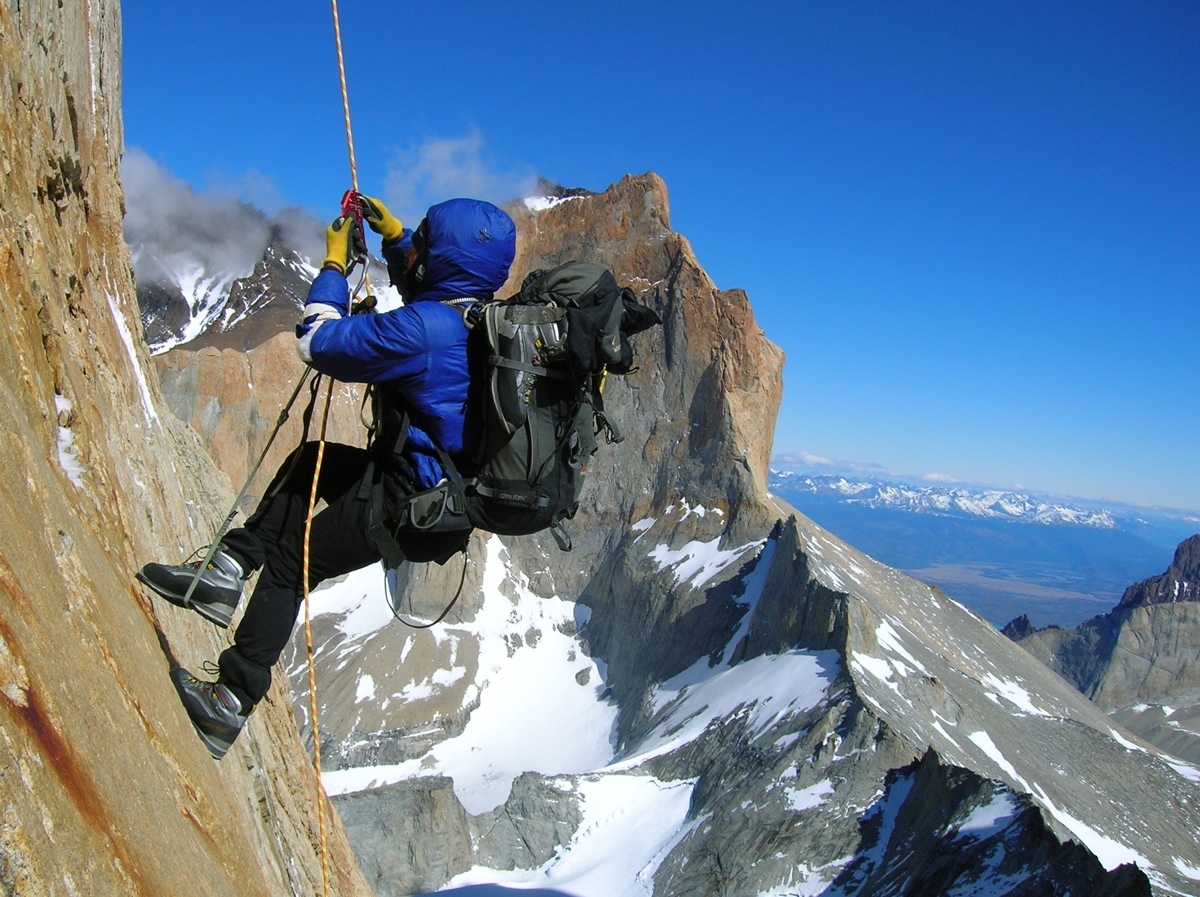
[154, 334, 370, 513]
[497, 177, 788, 730]
[507, 175, 785, 534]
[0, 4, 370, 895]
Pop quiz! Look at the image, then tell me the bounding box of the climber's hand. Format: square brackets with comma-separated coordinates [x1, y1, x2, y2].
[360, 195, 405, 243]
[322, 216, 366, 274]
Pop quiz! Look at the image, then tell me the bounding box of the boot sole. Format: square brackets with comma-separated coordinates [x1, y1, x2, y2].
[136, 571, 235, 629]
[169, 669, 242, 760]
[193, 726, 235, 761]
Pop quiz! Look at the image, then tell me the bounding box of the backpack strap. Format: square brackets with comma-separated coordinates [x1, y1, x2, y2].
[489, 355, 572, 382]
[432, 443, 473, 509]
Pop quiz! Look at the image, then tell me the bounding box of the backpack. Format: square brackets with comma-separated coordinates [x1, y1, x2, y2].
[371, 261, 660, 559]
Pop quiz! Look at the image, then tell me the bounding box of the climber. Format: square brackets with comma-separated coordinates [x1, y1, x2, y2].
[138, 194, 517, 759]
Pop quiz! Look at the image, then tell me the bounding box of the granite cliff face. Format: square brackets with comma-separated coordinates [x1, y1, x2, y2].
[0, 5, 370, 895]
[1009, 535, 1200, 763]
[153, 334, 370, 513]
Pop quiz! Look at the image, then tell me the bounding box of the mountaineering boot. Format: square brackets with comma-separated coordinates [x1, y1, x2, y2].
[170, 667, 247, 760]
[137, 549, 244, 628]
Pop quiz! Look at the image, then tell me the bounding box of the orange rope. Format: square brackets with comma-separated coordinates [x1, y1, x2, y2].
[331, 0, 359, 193]
[301, 6, 373, 892]
[302, 374, 335, 897]
[330, 0, 372, 295]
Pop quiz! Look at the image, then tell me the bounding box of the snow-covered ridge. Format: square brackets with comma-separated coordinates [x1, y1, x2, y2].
[130, 238, 320, 354]
[770, 471, 1119, 529]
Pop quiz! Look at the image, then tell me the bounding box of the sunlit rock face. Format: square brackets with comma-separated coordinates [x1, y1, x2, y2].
[0, 5, 370, 895]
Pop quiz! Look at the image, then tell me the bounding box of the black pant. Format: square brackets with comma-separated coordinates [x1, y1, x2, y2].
[217, 442, 473, 707]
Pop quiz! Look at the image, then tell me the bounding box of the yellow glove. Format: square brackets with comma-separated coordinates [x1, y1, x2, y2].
[322, 216, 366, 274]
[360, 195, 405, 243]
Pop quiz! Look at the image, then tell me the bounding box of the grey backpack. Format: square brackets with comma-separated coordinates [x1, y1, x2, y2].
[375, 261, 660, 555]
[451, 262, 660, 549]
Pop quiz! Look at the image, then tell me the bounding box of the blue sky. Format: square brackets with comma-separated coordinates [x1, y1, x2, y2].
[121, 1, 1199, 512]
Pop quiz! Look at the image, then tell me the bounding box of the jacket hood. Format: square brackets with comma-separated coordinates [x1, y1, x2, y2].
[413, 198, 516, 302]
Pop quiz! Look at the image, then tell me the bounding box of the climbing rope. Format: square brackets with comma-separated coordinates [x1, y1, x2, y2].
[331, 0, 371, 293]
[330, 0, 358, 194]
[299, 2, 366, 893]
[301, 374, 335, 896]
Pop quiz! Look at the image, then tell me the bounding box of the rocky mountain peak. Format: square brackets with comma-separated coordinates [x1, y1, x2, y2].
[186, 230, 315, 351]
[1116, 532, 1200, 610]
[1008, 533, 1200, 766]
[1000, 612, 1042, 640]
[526, 176, 598, 205]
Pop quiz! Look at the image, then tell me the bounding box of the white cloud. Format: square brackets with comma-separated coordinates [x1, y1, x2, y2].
[121, 148, 272, 280]
[772, 451, 892, 476]
[382, 130, 538, 225]
[120, 147, 323, 280]
[205, 168, 289, 217]
[785, 451, 838, 467]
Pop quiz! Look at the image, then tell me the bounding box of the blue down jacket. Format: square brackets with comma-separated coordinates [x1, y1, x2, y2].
[297, 198, 516, 488]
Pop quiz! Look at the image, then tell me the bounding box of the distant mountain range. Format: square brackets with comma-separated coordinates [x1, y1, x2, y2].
[769, 469, 1200, 629]
[770, 470, 1198, 531]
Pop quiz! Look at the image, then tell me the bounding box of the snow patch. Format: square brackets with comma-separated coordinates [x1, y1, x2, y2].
[355, 674, 376, 704]
[630, 650, 839, 768]
[875, 619, 924, 672]
[105, 291, 161, 427]
[323, 536, 618, 815]
[307, 565, 396, 641]
[1164, 757, 1200, 783]
[955, 792, 1020, 840]
[786, 780, 835, 812]
[967, 730, 1020, 781]
[523, 194, 583, 212]
[1174, 858, 1200, 882]
[849, 653, 905, 697]
[54, 395, 88, 488]
[981, 672, 1056, 718]
[648, 537, 764, 589]
[440, 773, 695, 897]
